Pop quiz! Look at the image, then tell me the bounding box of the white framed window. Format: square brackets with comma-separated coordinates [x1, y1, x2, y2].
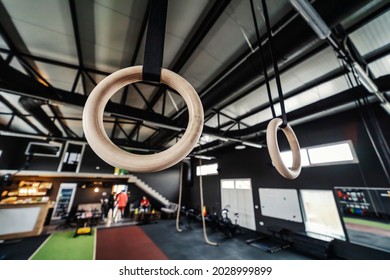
[300, 189, 346, 240]
[25, 142, 62, 157]
[308, 141, 357, 165]
[281, 148, 310, 167]
[196, 163, 218, 176]
[280, 140, 358, 168]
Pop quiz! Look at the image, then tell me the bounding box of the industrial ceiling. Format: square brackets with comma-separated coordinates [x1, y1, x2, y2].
[0, 0, 389, 157]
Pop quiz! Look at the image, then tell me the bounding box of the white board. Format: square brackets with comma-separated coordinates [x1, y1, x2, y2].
[0, 207, 41, 235]
[259, 188, 303, 222]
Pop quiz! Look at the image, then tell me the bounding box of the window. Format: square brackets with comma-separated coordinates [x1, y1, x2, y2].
[300, 189, 346, 240]
[58, 142, 85, 172]
[25, 142, 62, 157]
[281, 148, 310, 167]
[281, 140, 358, 168]
[196, 163, 218, 176]
[308, 142, 356, 164]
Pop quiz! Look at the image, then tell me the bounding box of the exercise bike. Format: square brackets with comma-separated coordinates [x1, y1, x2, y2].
[219, 208, 241, 238]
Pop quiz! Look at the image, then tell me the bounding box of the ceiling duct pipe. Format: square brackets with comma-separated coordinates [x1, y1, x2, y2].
[147, 0, 369, 147]
[19, 97, 63, 137]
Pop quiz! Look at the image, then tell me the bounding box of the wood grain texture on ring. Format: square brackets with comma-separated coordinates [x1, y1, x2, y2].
[82, 66, 204, 173]
[266, 118, 301, 179]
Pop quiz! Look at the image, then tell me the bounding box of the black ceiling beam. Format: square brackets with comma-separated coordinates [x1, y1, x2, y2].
[222, 74, 390, 138]
[212, 41, 329, 114]
[146, 0, 231, 110]
[128, 84, 152, 140]
[0, 1, 37, 76]
[0, 126, 159, 152]
[218, 9, 390, 131]
[171, 0, 231, 74]
[0, 58, 186, 133]
[69, 0, 84, 70]
[0, 48, 111, 77]
[219, 66, 349, 130]
[132, 84, 151, 109]
[51, 116, 138, 125]
[212, 109, 250, 128]
[18, 59, 53, 87]
[130, 2, 150, 67]
[18, 97, 62, 137]
[0, 2, 70, 137]
[365, 43, 390, 64]
[0, 94, 44, 135]
[69, 0, 88, 95]
[345, 2, 390, 34]
[146, 0, 369, 147]
[200, 0, 368, 115]
[70, 70, 81, 93]
[48, 105, 79, 138]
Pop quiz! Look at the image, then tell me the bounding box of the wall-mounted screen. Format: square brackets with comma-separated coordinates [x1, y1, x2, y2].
[334, 187, 390, 252]
[259, 188, 303, 222]
[25, 142, 62, 157]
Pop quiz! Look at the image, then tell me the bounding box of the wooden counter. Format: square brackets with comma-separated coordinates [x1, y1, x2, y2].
[0, 202, 50, 240]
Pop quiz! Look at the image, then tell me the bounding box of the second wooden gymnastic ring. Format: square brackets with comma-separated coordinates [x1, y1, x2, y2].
[266, 118, 301, 179]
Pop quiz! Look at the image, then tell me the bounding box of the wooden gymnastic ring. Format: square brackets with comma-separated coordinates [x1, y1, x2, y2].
[82, 66, 204, 173]
[266, 118, 301, 179]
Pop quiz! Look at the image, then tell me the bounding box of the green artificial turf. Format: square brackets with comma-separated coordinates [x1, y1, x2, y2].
[30, 229, 95, 260]
[344, 217, 390, 231]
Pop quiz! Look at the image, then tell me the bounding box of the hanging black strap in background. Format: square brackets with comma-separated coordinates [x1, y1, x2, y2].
[261, 0, 288, 128]
[249, 0, 276, 119]
[142, 0, 168, 82]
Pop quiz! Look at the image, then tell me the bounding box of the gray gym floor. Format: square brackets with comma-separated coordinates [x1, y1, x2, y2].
[141, 219, 313, 260]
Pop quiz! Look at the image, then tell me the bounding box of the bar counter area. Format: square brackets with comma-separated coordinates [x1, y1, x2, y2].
[0, 202, 51, 240]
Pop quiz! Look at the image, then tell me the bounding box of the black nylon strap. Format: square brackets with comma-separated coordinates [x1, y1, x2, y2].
[142, 0, 168, 82]
[261, 0, 288, 128]
[249, 0, 276, 119]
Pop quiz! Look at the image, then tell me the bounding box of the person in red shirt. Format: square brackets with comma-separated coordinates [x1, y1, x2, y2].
[140, 196, 150, 212]
[116, 190, 128, 219]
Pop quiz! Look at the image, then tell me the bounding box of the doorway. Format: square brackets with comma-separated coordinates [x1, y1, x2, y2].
[58, 142, 85, 172]
[220, 179, 256, 230]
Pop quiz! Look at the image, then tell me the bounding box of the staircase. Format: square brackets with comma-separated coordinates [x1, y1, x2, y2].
[128, 175, 171, 207]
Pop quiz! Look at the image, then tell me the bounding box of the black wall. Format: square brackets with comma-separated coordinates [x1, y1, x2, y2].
[79, 146, 115, 174]
[1, 104, 389, 258]
[0, 135, 182, 211]
[134, 163, 181, 203]
[0, 136, 62, 171]
[185, 105, 390, 259]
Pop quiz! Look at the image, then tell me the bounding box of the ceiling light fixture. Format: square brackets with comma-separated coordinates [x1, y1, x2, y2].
[142, 120, 183, 132]
[194, 155, 215, 160]
[235, 144, 246, 150]
[289, 0, 331, 39]
[242, 141, 263, 149]
[0, 130, 47, 140]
